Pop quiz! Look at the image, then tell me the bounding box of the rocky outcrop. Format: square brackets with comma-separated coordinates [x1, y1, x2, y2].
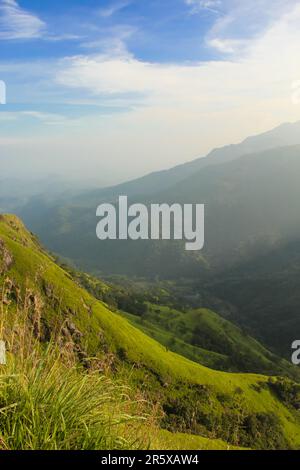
[0, 238, 14, 274]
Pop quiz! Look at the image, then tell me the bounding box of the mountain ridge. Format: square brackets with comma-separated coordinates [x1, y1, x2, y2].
[70, 120, 300, 204]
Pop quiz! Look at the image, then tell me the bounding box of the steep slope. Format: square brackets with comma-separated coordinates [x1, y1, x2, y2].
[1, 214, 300, 449]
[61, 267, 299, 378]
[65, 270, 299, 377]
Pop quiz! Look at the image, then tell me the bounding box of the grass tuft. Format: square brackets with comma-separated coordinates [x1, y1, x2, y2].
[0, 295, 149, 450]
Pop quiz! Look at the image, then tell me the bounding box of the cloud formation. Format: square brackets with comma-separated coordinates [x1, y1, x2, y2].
[204, 0, 298, 54]
[185, 0, 222, 14]
[0, 0, 45, 40]
[56, 1, 300, 109]
[98, 1, 131, 18]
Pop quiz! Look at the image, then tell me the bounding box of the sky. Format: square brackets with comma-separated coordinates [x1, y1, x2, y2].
[0, 0, 300, 185]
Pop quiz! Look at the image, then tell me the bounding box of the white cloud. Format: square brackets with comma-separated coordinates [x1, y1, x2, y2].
[185, 1, 299, 56]
[0, 0, 45, 40]
[204, 0, 298, 54]
[185, 0, 222, 14]
[207, 37, 246, 53]
[98, 1, 131, 18]
[0, 110, 69, 125]
[46, 33, 82, 42]
[0, 0, 82, 42]
[56, 2, 300, 107]
[80, 25, 136, 56]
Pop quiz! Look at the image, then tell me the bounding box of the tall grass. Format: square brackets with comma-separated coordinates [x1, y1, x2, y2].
[0, 279, 152, 450]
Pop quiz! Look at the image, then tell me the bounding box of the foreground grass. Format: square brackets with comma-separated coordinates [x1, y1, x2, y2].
[0, 291, 151, 450]
[0, 352, 147, 450]
[0, 301, 238, 451]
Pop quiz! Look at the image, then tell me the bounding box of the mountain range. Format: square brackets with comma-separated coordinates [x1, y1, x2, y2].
[14, 120, 300, 277]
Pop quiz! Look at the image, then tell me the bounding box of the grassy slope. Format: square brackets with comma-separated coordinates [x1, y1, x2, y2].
[121, 309, 228, 370]
[1, 214, 300, 449]
[152, 430, 243, 450]
[120, 304, 296, 377]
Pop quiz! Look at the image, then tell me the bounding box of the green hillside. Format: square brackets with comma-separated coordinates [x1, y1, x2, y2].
[120, 304, 297, 378]
[65, 270, 296, 376]
[1, 214, 300, 449]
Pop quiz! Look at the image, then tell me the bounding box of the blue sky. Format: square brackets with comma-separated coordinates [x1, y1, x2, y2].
[0, 1, 218, 62]
[1, 1, 294, 67]
[0, 0, 218, 62]
[1, 0, 300, 183]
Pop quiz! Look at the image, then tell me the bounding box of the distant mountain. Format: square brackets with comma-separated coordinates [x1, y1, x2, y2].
[155, 145, 300, 268]
[19, 144, 300, 278]
[0, 177, 85, 215]
[71, 120, 300, 203]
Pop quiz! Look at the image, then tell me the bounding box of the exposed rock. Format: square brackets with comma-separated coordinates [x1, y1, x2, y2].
[0, 239, 14, 274]
[73, 344, 89, 367]
[66, 306, 76, 316]
[39, 318, 52, 343]
[65, 319, 83, 342]
[67, 321, 77, 334]
[81, 299, 93, 315]
[9, 220, 19, 231]
[1, 277, 21, 305]
[43, 283, 54, 299]
[61, 327, 69, 338]
[42, 282, 60, 308]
